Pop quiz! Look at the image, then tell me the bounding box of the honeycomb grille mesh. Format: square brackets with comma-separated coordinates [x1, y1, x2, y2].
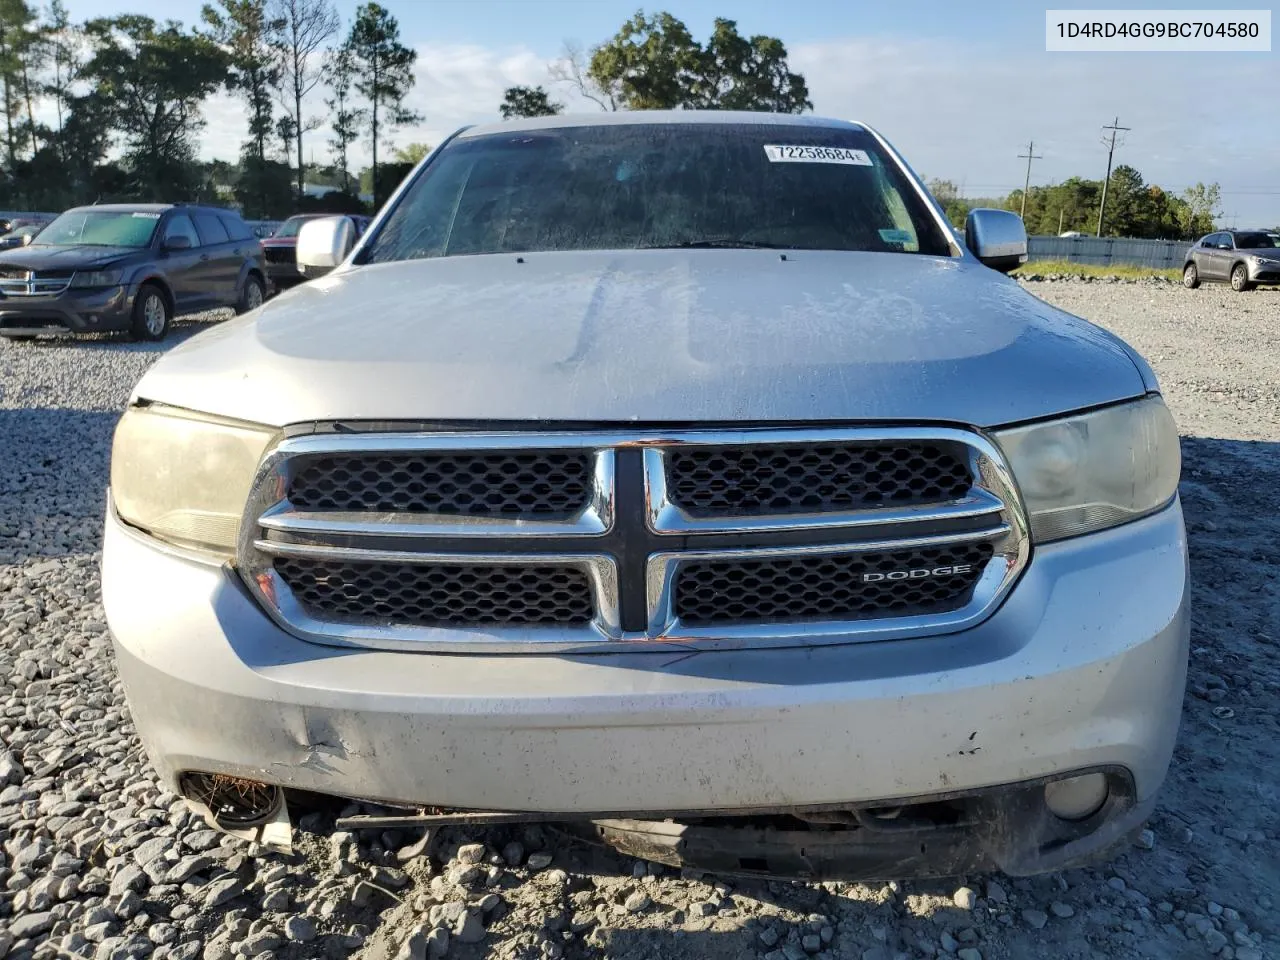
[274, 558, 594, 627]
[674, 543, 994, 625]
[667, 442, 972, 516]
[287, 450, 593, 518]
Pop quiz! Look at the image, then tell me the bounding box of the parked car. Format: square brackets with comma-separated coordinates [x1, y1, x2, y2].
[263, 213, 371, 292]
[104, 113, 1186, 880]
[0, 203, 266, 342]
[1059, 230, 1087, 238]
[0, 222, 45, 249]
[1182, 229, 1280, 292]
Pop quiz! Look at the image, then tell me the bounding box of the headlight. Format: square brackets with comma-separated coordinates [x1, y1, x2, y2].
[993, 396, 1180, 542]
[111, 404, 276, 557]
[71, 269, 124, 288]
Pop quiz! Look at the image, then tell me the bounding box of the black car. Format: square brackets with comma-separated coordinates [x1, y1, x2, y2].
[0, 203, 267, 342]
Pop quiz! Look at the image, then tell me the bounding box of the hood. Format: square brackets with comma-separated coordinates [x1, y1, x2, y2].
[0, 244, 134, 271]
[1241, 246, 1280, 257]
[133, 250, 1149, 429]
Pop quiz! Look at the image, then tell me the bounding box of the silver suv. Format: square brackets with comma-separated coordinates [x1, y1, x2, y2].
[104, 113, 1188, 880]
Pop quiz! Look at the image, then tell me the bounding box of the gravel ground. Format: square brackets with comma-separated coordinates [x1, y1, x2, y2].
[0, 282, 1276, 960]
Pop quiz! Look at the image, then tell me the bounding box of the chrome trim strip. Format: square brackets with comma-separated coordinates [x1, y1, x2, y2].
[644, 524, 1019, 646]
[250, 540, 622, 650]
[645, 446, 1005, 534]
[642, 426, 1013, 535]
[257, 449, 615, 539]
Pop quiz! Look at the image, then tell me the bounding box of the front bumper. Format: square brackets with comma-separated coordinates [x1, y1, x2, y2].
[1247, 262, 1280, 284]
[0, 286, 131, 336]
[104, 500, 1188, 843]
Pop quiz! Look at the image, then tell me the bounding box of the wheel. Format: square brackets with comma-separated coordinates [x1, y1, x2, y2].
[237, 274, 265, 314]
[1230, 264, 1254, 293]
[1182, 263, 1200, 289]
[130, 285, 170, 341]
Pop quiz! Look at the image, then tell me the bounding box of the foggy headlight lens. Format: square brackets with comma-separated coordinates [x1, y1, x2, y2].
[111, 404, 276, 556]
[70, 269, 124, 288]
[994, 397, 1180, 542]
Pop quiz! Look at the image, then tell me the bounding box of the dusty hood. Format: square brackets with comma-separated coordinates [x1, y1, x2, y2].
[0, 245, 131, 271]
[133, 250, 1148, 428]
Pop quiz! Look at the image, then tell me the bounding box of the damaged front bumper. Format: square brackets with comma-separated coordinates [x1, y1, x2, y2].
[102, 501, 1188, 878]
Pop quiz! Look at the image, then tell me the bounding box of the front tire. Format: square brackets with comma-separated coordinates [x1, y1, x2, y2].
[1182, 263, 1200, 289]
[130, 285, 170, 341]
[237, 274, 265, 315]
[1230, 264, 1254, 293]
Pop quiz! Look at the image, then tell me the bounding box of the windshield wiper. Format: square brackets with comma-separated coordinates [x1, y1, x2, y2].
[644, 238, 787, 250]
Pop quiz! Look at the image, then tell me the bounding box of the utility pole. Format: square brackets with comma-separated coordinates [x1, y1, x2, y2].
[1018, 141, 1042, 220]
[1058, 209, 1065, 234]
[1096, 116, 1131, 237]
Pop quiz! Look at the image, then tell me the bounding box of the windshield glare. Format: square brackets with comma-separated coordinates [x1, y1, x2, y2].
[274, 217, 313, 238]
[35, 211, 160, 248]
[363, 124, 953, 263]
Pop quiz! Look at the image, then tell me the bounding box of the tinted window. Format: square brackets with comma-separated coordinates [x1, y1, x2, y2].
[194, 213, 230, 245]
[36, 210, 160, 248]
[220, 214, 252, 241]
[1234, 231, 1279, 249]
[363, 123, 953, 262]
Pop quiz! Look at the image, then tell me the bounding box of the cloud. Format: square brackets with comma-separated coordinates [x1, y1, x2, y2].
[194, 35, 1280, 224]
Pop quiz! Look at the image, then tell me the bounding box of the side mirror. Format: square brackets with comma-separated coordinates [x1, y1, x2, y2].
[964, 208, 1028, 274]
[297, 216, 356, 277]
[20, 233, 33, 246]
[163, 235, 192, 251]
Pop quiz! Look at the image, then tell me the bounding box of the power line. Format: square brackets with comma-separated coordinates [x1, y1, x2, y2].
[1096, 116, 1131, 237]
[1017, 140, 1043, 219]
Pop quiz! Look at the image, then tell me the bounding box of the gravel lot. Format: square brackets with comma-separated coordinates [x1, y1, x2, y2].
[0, 280, 1276, 960]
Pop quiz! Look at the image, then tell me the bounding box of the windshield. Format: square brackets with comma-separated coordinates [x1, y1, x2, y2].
[35, 210, 160, 248]
[1235, 232, 1280, 249]
[362, 123, 954, 262]
[273, 217, 314, 238]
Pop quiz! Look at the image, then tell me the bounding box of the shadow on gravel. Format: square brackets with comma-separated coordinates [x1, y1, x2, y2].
[2, 314, 226, 353]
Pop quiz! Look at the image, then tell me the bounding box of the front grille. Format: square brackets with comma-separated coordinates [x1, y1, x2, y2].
[243, 427, 1025, 650]
[274, 557, 594, 627]
[673, 543, 994, 625]
[666, 442, 972, 516]
[0, 270, 73, 298]
[263, 247, 294, 264]
[288, 450, 594, 518]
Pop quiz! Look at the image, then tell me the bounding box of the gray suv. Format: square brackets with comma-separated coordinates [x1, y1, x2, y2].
[104, 113, 1187, 880]
[0, 203, 267, 341]
[1183, 229, 1280, 292]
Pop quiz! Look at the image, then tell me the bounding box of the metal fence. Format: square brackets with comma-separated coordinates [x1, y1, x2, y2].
[1027, 235, 1189, 269]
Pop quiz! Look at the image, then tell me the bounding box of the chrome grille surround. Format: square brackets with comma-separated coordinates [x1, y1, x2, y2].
[0, 270, 73, 298]
[237, 426, 1030, 653]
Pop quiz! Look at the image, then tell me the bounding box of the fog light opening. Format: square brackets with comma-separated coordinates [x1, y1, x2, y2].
[1043, 773, 1109, 821]
[179, 772, 283, 829]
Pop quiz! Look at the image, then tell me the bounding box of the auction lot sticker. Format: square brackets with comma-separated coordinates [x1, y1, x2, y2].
[1046, 9, 1271, 51]
[764, 145, 873, 166]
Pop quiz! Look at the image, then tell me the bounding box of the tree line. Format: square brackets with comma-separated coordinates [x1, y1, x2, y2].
[0, 1, 1247, 239]
[928, 170, 1226, 241]
[0, 0, 419, 218]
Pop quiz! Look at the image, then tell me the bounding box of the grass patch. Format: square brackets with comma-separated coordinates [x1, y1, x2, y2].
[1014, 259, 1181, 282]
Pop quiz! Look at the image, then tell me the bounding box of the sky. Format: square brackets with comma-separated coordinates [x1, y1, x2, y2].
[63, 0, 1280, 226]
